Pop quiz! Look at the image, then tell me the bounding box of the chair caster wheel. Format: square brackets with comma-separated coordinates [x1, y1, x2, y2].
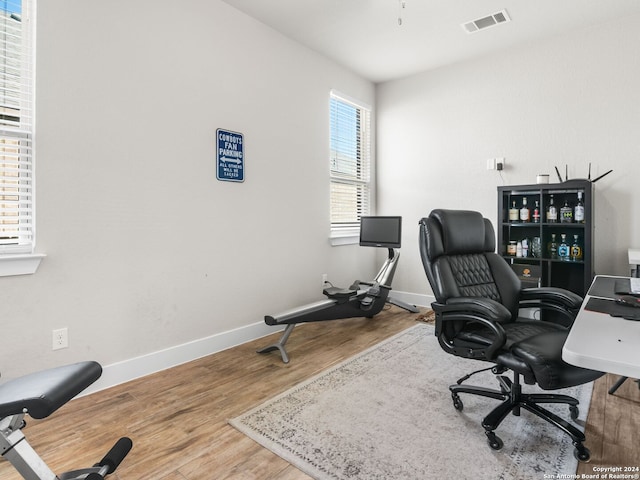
[486, 432, 503, 450]
[574, 445, 591, 462]
[451, 393, 463, 411]
[570, 405, 579, 420]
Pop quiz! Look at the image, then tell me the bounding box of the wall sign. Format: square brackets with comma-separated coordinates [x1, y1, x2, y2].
[216, 128, 244, 182]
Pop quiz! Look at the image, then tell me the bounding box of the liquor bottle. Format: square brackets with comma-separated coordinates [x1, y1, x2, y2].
[558, 233, 570, 261]
[548, 233, 558, 259]
[546, 195, 558, 223]
[570, 235, 583, 261]
[531, 236, 542, 258]
[574, 191, 585, 223]
[560, 199, 573, 223]
[509, 200, 519, 222]
[519, 198, 530, 223]
[532, 200, 541, 223]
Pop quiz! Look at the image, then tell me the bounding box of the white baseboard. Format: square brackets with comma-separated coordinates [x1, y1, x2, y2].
[388, 290, 434, 308]
[83, 320, 282, 395]
[83, 290, 433, 395]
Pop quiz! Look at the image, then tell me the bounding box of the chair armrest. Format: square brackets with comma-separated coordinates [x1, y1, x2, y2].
[445, 296, 513, 322]
[519, 287, 583, 324]
[520, 287, 583, 309]
[433, 297, 509, 360]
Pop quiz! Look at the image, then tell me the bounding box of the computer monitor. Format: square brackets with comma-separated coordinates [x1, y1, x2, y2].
[359, 216, 402, 249]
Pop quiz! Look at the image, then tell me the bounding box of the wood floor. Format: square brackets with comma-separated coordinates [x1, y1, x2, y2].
[1, 306, 638, 479]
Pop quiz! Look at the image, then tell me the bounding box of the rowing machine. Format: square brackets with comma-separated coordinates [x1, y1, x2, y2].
[258, 246, 418, 363]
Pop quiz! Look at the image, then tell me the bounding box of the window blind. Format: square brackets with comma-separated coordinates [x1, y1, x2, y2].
[329, 92, 371, 237]
[0, 0, 34, 253]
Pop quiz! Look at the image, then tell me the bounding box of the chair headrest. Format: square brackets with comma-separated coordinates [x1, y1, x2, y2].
[429, 209, 495, 255]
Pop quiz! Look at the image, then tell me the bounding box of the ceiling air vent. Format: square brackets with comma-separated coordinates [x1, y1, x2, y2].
[462, 9, 510, 34]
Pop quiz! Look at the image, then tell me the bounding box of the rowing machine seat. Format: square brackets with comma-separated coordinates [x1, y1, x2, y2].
[322, 286, 358, 301]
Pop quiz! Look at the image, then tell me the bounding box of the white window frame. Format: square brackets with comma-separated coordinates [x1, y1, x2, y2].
[0, 0, 43, 275]
[329, 90, 372, 245]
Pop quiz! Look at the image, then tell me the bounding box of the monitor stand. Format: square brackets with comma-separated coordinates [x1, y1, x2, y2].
[354, 248, 418, 313]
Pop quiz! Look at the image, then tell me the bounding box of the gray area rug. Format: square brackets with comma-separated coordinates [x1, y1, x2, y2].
[230, 323, 592, 479]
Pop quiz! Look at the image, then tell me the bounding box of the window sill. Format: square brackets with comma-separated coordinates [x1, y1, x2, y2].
[330, 235, 359, 246]
[0, 253, 46, 277]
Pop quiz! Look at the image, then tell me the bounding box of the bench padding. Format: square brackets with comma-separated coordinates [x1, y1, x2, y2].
[0, 361, 102, 419]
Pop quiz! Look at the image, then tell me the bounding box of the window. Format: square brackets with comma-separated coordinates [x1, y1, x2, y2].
[329, 91, 371, 241]
[0, 0, 34, 255]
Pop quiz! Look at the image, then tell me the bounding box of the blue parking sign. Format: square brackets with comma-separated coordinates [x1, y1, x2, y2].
[216, 129, 244, 182]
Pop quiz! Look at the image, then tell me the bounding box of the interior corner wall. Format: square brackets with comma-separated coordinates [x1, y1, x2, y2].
[376, 13, 640, 300]
[0, 0, 375, 381]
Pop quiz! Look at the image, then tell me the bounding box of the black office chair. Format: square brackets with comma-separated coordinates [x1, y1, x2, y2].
[418, 209, 603, 461]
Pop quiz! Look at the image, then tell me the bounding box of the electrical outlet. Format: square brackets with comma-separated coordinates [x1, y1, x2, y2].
[322, 273, 328, 286]
[52, 327, 68, 350]
[488, 157, 506, 171]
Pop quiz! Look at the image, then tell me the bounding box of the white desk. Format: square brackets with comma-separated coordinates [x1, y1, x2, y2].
[630, 248, 640, 277]
[562, 275, 640, 377]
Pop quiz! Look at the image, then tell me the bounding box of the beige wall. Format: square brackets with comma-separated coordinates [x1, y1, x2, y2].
[0, 0, 375, 381]
[6, 2, 639, 385]
[377, 13, 640, 299]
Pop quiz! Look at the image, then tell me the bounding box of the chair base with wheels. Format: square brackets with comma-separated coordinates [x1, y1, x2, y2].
[450, 366, 590, 461]
[444, 328, 595, 461]
[0, 361, 132, 480]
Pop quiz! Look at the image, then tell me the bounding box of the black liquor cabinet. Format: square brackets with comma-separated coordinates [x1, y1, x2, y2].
[497, 180, 594, 297]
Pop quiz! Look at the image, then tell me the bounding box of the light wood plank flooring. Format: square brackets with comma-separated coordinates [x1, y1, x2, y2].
[1, 306, 638, 479]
